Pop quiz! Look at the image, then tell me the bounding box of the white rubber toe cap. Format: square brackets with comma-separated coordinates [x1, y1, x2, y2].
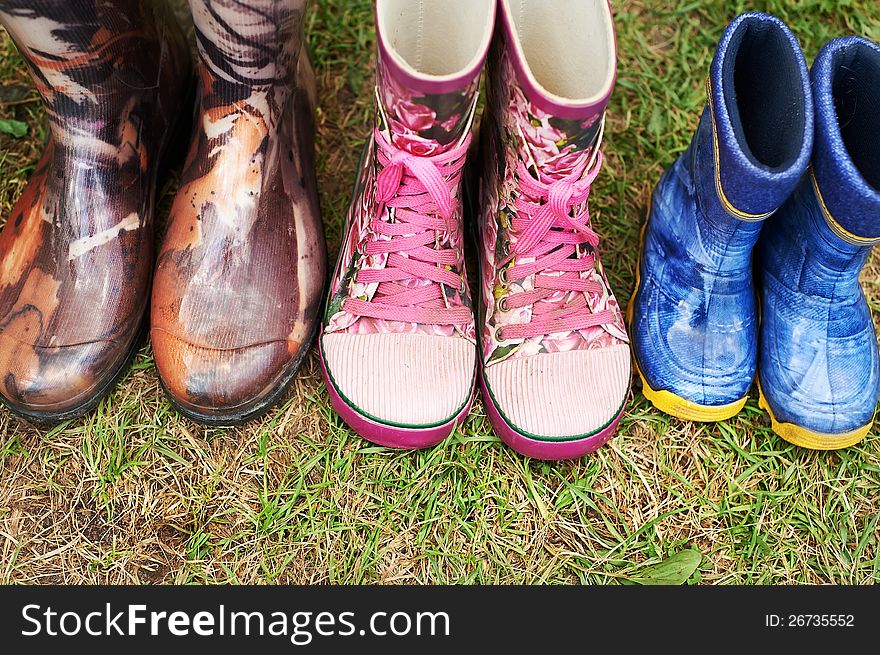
[483, 344, 631, 439]
[322, 332, 477, 427]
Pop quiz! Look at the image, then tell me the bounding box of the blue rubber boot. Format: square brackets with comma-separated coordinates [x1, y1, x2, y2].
[629, 13, 813, 422]
[757, 36, 880, 449]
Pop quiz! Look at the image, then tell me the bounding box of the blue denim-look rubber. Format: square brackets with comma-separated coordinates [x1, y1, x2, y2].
[631, 12, 813, 408]
[757, 37, 880, 434]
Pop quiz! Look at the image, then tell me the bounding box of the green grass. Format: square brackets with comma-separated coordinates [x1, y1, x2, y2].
[0, 0, 879, 585]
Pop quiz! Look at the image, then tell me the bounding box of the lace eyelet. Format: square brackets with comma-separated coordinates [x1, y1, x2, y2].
[499, 268, 508, 285]
[498, 296, 509, 312]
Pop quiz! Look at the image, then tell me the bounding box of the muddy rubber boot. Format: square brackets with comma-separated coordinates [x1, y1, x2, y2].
[629, 12, 813, 423]
[757, 36, 880, 450]
[319, 0, 495, 449]
[151, 0, 327, 425]
[476, 0, 628, 459]
[0, 0, 191, 423]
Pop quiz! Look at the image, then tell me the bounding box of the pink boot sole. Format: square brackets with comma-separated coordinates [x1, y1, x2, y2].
[481, 377, 627, 460]
[319, 341, 473, 450]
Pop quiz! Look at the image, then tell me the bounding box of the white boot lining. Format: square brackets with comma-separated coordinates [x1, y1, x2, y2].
[504, 0, 615, 103]
[377, 0, 494, 79]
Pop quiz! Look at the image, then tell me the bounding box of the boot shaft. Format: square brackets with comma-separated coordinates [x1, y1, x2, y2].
[761, 36, 880, 299]
[190, 0, 307, 130]
[479, 0, 616, 268]
[0, 0, 188, 146]
[485, 0, 615, 178]
[810, 36, 880, 245]
[374, 0, 493, 155]
[690, 12, 812, 239]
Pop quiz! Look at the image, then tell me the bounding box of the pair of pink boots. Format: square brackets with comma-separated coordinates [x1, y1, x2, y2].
[319, 0, 631, 460]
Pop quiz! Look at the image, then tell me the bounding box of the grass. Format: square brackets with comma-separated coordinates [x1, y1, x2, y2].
[0, 0, 879, 585]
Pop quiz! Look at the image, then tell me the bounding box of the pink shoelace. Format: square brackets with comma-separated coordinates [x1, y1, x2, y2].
[343, 128, 472, 326]
[497, 151, 613, 341]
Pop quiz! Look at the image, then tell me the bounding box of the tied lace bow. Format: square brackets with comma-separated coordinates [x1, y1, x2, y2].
[343, 128, 472, 326]
[498, 151, 614, 341]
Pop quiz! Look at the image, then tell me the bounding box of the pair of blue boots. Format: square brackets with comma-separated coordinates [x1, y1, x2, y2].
[630, 12, 880, 450]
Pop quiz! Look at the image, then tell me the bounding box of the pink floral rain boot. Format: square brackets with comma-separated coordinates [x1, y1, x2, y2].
[477, 0, 630, 459]
[319, 0, 495, 448]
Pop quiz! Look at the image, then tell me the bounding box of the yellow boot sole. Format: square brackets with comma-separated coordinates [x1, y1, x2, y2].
[633, 359, 748, 422]
[756, 380, 872, 450]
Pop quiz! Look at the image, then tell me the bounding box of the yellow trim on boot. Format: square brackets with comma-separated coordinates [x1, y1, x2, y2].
[705, 78, 775, 223]
[809, 169, 880, 247]
[628, 199, 747, 423]
[756, 381, 872, 450]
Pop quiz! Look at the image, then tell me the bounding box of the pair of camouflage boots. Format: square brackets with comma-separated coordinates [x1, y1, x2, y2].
[0, 0, 326, 425]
